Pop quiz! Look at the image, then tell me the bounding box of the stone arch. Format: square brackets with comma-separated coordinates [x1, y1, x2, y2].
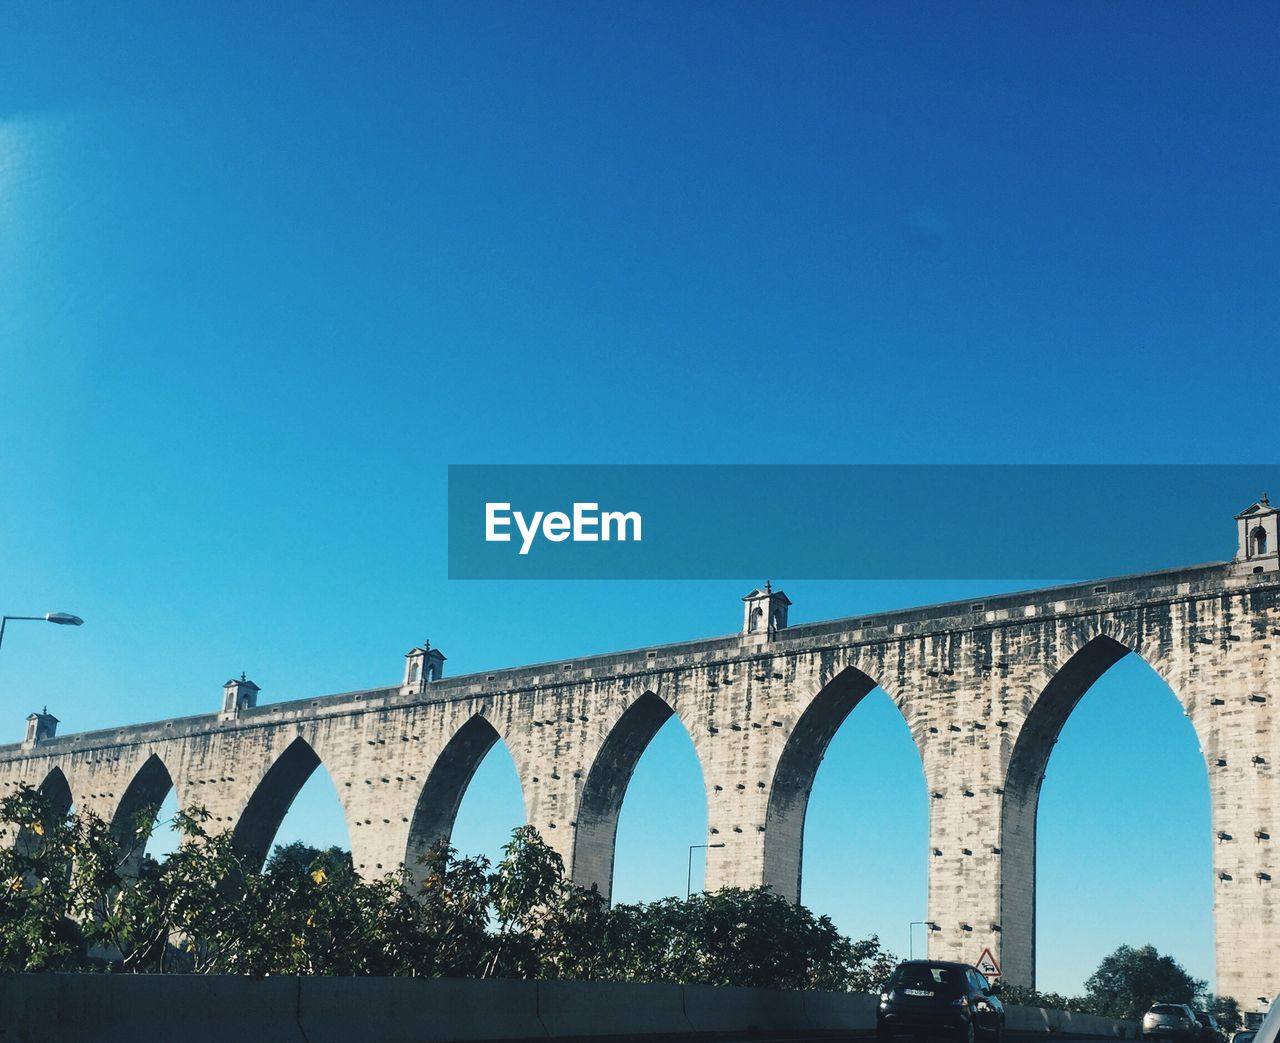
[14, 766, 74, 856]
[37, 766, 73, 820]
[231, 736, 325, 871]
[572, 690, 703, 901]
[405, 714, 513, 880]
[998, 631, 1197, 987]
[763, 663, 906, 900]
[110, 753, 175, 875]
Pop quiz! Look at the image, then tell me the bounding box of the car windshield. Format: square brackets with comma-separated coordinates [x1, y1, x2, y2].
[892, 964, 963, 994]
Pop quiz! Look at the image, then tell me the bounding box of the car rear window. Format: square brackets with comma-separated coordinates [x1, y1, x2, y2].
[892, 965, 963, 993]
[1153, 1006, 1186, 1014]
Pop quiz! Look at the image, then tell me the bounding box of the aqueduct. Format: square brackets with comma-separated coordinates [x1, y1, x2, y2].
[2, 498, 1278, 1007]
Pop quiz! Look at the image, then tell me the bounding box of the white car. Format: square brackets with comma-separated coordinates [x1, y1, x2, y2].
[1144, 1004, 1201, 1041]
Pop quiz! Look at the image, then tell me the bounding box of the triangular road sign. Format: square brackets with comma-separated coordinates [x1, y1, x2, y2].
[975, 947, 1001, 978]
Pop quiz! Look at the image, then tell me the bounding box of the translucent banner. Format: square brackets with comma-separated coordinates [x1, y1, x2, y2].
[447, 464, 1277, 580]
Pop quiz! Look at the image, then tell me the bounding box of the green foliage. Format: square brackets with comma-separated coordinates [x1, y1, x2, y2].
[486, 826, 569, 977]
[265, 841, 353, 880]
[1084, 944, 1205, 1022]
[0, 786, 902, 987]
[996, 947, 1239, 1030]
[411, 840, 493, 977]
[0, 789, 1241, 1020]
[601, 889, 895, 991]
[997, 984, 1082, 1012]
[0, 786, 95, 971]
[1204, 994, 1243, 1034]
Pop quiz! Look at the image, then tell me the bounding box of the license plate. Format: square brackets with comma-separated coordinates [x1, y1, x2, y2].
[904, 989, 934, 997]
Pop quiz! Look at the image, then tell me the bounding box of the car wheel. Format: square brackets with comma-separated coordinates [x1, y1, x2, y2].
[877, 1025, 893, 1043]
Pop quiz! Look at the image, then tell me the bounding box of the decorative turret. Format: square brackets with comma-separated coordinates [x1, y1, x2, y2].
[23, 707, 58, 748]
[742, 581, 790, 638]
[220, 673, 260, 721]
[403, 640, 446, 694]
[1234, 494, 1279, 575]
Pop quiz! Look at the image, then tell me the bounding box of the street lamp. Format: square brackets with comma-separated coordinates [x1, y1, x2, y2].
[687, 842, 726, 898]
[0, 613, 84, 651]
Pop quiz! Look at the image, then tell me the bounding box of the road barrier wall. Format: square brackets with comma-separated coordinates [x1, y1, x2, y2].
[0, 974, 1138, 1042]
[1005, 1005, 1138, 1037]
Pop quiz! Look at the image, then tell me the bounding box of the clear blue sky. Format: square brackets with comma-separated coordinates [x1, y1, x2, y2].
[2, 1, 1276, 996]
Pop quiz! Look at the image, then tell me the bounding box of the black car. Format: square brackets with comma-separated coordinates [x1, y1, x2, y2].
[877, 960, 1006, 1043]
[1195, 1012, 1226, 1043]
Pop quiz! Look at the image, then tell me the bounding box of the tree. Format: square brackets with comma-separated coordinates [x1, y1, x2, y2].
[485, 825, 567, 977]
[1203, 994, 1243, 1034]
[0, 785, 95, 971]
[997, 985, 1082, 1012]
[1084, 944, 1205, 1022]
[265, 841, 353, 880]
[409, 840, 493, 977]
[585, 888, 895, 991]
[0, 788, 897, 990]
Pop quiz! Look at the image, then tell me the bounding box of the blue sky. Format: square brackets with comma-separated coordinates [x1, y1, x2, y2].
[2, 1, 1276, 996]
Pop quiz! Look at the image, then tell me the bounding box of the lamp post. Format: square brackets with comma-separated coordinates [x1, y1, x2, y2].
[0, 613, 84, 652]
[687, 842, 726, 898]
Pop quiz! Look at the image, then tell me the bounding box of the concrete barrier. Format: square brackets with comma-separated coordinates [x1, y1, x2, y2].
[537, 980, 689, 1038]
[1006, 1004, 1138, 1038]
[802, 988, 878, 1031]
[683, 982, 812, 1033]
[0, 975, 1138, 1043]
[299, 976, 546, 1043]
[0, 973, 304, 1043]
